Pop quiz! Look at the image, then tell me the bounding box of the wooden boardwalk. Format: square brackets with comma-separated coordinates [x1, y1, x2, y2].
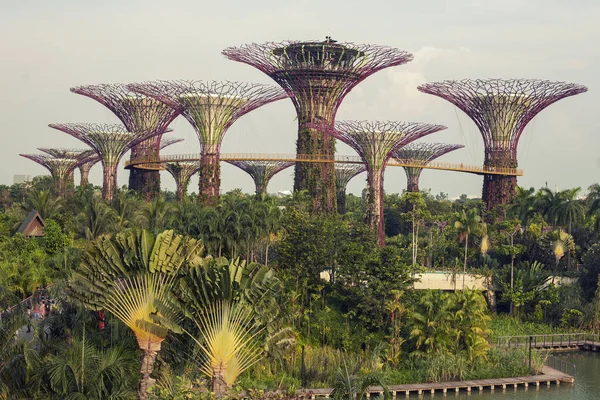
[293, 366, 572, 399]
[497, 333, 600, 351]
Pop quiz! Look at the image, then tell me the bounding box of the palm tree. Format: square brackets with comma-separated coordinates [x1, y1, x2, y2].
[23, 190, 63, 220]
[136, 196, 176, 233]
[453, 209, 484, 288]
[554, 188, 584, 235]
[535, 187, 562, 228]
[586, 183, 600, 232]
[69, 229, 204, 399]
[177, 256, 285, 395]
[546, 229, 575, 283]
[509, 186, 537, 228]
[330, 357, 390, 400]
[408, 290, 453, 355]
[44, 339, 138, 399]
[78, 199, 115, 240]
[111, 191, 140, 230]
[451, 290, 491, 361]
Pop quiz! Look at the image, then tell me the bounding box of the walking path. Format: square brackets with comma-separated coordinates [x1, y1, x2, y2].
[293, 365, 572, 399]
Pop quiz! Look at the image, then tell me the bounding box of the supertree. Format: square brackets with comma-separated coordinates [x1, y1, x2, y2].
[334, 164, 366, 214]
[70, 83, 181, 200]
[223, 38, 413, 213]
[77, 156, 101, 186]
[159, 137, 184, 150]
[393, 143, 464, 192]
[38, 148, 98, 187]
[225, 160, 294, 196]
[48, 123, 161, 201]
[417, 79, 587, 211]
[164, 161, 201, 201]
[322, 121, 447, 245]
[20, 152, 90, 196]
[128, 80, 287, 205]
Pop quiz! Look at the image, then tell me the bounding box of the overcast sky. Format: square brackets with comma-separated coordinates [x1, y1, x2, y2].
[1, 0, 598, 198]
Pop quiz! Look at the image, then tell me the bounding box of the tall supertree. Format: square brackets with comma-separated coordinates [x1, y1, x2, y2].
[20, 152, 90, 196]
[38, 148, 98, 187]
[77, 156, 101, 186]
[393, 143, 464, 192]
[128, 80, 287, 205]
[48, 123, 161, 201]
[70, 83, 181, 200]
[334, 164, 366, 214]
[322, 121, 447, 245]
[164, 161, 201, 201]
[223, 38, 413, 213]
[417, 79, 587, 211]
[225, 160, 294, 196]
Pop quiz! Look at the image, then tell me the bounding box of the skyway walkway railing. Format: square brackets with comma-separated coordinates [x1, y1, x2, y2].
[125, 153, 524, 176]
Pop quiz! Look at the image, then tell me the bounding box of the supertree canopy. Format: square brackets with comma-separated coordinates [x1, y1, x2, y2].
[159, 137, 184, 150]
[417, 79, 587, 211]
[20, 152, 90, 196]
[334, 164, 366, 214]
[48, 123, 159, 201]
[128, 80, 287, 205]
[225, 160, 294, 196]
[38, 147, 99, 187]
[70, 83, 181, 200]
[223, 38, 413, 213]
[322, 121, 447, 245]
[393, 142, 464, 192]
[164, 161, 201, 201]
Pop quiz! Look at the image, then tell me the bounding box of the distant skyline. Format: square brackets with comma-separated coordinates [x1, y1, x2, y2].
[1, 0, 598, 198]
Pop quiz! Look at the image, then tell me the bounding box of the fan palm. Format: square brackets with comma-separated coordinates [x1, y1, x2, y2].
[69, 229, 204, 399]
[177, 256, 286, 394]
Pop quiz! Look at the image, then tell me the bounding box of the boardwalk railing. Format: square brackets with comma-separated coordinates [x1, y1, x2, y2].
[125, 153, 524, 176]
[545, 355, 577, 376]
[496, 333, 594, 348]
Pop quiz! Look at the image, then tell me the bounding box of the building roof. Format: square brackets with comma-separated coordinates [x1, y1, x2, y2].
[16, 210, 45, 237]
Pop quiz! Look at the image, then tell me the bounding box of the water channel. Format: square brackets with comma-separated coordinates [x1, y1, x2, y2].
[429, 351, 600, 399]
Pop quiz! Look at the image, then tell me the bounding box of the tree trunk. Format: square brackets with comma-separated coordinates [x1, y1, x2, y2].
[463, 234, 469, 290]
[212, 364, 228, 398]
[138, 340, 160, 399]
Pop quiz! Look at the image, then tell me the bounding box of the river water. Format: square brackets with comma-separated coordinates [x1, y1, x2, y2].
[428, 351, 600, 399]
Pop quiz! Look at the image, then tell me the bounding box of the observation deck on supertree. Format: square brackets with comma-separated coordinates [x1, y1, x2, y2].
[70, 83, 181, 200]
[48, 123, 162, 201]
[222, 38, 413, 213]
[225, 160, 294, 196]
[393, 143, 464, 192]
[164, 161, 201, 201]
[417, 79, 587, 212]
[321, 121, 447, 245]
[38, 148, 99, 187]
[20, 151, 92, 196]
[334, 164, 366, 214]
[128, 80, 287, 205]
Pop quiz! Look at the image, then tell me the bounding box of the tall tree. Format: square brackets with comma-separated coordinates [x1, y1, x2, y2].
[453, 208, 485, 288]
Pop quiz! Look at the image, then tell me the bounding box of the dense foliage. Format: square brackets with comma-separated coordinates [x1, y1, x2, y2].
[1, 178, 600, 399]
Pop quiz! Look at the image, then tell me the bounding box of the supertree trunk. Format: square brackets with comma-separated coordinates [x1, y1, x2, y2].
[336, 188, 347, 214]
[367, 167, 386, 245]
[128, 146, 161, 201]
[199, 145, 220, 205]
[482, 152, 518, 213]
[406, 174, 420, 192]
[79, 164, 91, 186]
[103, 163, 118, 201]
[295, 118, 336, 213]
